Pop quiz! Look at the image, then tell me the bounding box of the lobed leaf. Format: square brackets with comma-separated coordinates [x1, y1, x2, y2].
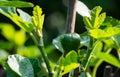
[83, 6, 106, 29]
[90, 27, 120, 39]
[91, 6, 102, 28]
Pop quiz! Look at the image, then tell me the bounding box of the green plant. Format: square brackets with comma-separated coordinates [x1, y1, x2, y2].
[0, 0, 120, 77]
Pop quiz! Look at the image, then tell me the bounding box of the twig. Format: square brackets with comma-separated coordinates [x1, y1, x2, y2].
[30, 31, 53, 77]
[66, 0, 77, 33]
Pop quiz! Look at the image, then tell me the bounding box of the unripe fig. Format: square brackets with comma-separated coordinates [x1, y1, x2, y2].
[60, 33, 80, 52]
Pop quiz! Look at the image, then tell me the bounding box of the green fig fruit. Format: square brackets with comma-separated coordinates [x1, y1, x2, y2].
[60, 33, 80, 52]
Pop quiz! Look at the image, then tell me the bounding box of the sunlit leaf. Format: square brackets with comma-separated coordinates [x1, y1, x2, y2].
[32, 5, 45, 37]
[0, 1, 34, 7]
[0, 7, 34, 32]
[76, 0, 90, 18]
[83, 17, 92, 29]
[90, 27, 120, 39]
[96, 52, 120, 68]
[62, 51, 79, 75]
[103, 38, 115, 51]
[97, 13, 106, 28]
[7, 54, 34, 77]
[10, 11, 34, 32]
[17, 9, 32, 23]
[83, 6, 106, 29]
[0, 7, 16, 19]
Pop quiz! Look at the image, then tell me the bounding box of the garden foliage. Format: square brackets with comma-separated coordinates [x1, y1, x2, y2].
[0, 0, 120, 77]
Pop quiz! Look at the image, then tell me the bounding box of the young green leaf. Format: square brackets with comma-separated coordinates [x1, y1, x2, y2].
[7, 54, 34, 77]
[103, 38, 115, 50]
[96, 52, 120, 68]
[10, 11, 34, 32]
[62, 51, 79, 75]
[91, 6, 106, 29]
[0, 1, 34, 7]
[83, 17, 92, 29]
[32, 5, 45, 37]
[83, 6, 106, 29]
[102, 16, 120, 27]
[0, 7, 34, 32]
[90, 27, 120, 39]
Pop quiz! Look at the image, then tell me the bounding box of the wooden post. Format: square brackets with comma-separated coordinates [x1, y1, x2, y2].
[66, 0, 77, 33]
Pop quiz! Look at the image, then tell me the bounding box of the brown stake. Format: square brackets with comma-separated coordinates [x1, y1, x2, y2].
[66, 0, 77, 33]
